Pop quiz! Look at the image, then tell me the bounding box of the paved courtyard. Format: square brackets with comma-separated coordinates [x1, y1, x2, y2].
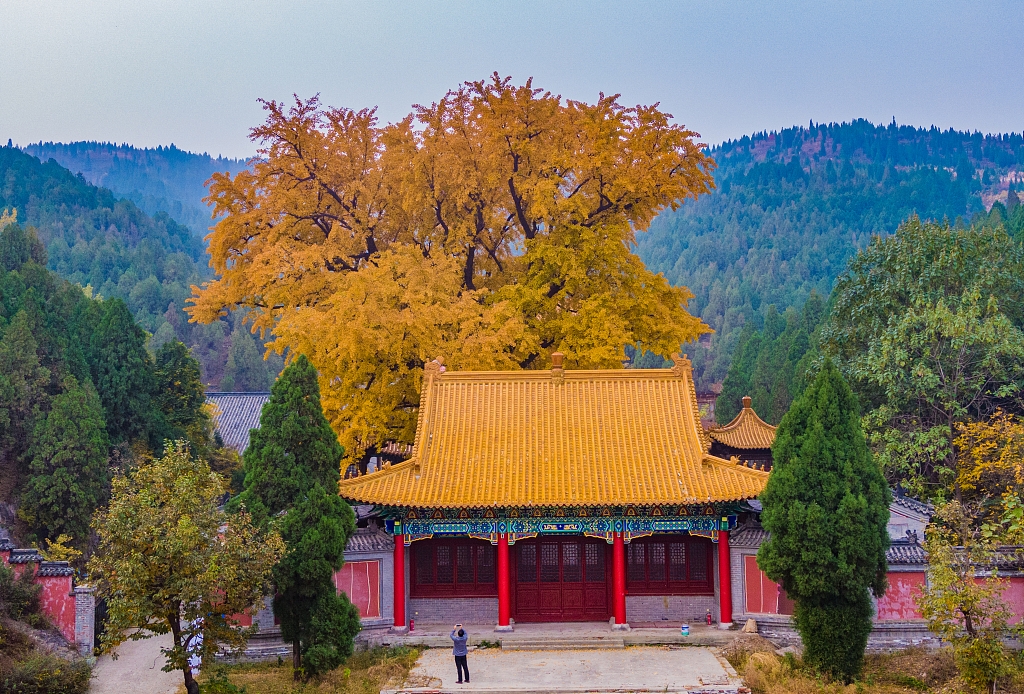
[396, 644, 740, 693]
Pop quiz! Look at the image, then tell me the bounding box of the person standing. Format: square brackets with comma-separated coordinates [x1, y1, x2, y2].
[451, 623, 469, 684]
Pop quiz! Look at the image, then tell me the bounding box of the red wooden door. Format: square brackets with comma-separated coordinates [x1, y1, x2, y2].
[512, 538, 609, 622]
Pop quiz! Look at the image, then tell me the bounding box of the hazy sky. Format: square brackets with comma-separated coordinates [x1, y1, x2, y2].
[3, 0, 1021, 160]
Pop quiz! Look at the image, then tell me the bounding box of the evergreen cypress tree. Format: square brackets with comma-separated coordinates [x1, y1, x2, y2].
[0, 310, 50, 475]
[22, 375, 108, 544]
[228, 354, 342, 527]
[153, 340, 209, 456]
[272, 483, 359, 678]
[88, 298, 157, 446]
[757, 358, 890, 681]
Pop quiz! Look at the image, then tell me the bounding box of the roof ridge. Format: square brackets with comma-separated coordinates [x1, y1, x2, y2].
[715, 404, 777, 434]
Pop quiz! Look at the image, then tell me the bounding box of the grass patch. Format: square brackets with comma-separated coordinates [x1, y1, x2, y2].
[194, 646, 423, 694]
[725, 642, 1024, 694]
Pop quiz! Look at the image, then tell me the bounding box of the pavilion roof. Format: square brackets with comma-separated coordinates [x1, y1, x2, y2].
[707, 397, 777, 450]
[337, 354, 770, 509]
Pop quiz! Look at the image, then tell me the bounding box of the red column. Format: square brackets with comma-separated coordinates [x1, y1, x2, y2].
[497, 533, 511, 628]
[718, 529, 732, 627]
[612, 531, 627, 626]
[393, 532, 406, 629]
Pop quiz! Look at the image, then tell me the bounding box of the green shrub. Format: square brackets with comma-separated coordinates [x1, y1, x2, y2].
[0, 566, 41, 620]
[199, 668, 248, 693]
[0, 652, 91, 694]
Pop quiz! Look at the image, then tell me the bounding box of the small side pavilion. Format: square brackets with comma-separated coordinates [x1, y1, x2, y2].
[707, 396, 777, 471]
[338, 353, 770, 631]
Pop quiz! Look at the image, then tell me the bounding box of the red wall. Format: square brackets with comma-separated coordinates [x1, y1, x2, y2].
[2, 553, 77, 643]
[743, 556, 794, 615]
[38, 575, 75, 642]
[876, 572, 926, 620]
[1002, 577, 1024, 625]
[335, 560, 381, 619]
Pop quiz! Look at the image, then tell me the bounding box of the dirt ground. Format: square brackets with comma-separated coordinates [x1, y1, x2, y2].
[89, 631, 183, 694]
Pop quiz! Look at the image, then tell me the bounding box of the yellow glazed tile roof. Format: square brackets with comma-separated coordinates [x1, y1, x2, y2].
[338, 354, 769, 508]
[707, 396, 777, 450]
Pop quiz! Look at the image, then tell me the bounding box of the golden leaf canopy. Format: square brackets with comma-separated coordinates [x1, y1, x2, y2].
[188, 74, 715, 459]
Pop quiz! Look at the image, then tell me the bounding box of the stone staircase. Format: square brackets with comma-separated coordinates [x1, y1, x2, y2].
[499, 635, 624, 651]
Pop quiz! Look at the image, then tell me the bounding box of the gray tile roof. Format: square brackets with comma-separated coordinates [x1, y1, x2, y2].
[887, 540, 927, 565]
[7, 548, 43, 563]
[891, 494, 934, 518]
[730, 524, 770, 548]
[36, 561, 75, 577]
[730, 524, 928, 567]
[206, 392, 270, 454]
[346, 527, 394, 553]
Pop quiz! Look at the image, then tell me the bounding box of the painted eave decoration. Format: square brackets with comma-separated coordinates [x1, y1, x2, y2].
[338, 353, 770, 508]
[706, 396, 777, 450]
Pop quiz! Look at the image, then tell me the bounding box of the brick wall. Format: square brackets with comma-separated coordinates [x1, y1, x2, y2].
[626, 595, 717, 623]
[409, 597, 497, 624]
[74, 586, 95, 656]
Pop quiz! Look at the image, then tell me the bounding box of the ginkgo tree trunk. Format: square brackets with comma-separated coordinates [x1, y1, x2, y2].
[188, 74, 715, 461]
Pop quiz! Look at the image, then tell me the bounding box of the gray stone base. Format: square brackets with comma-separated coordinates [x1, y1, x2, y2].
[494, 624, 515, 633]
[718, 622, 733, 630]
[389, 625, 410, 634]
[750, 614, 942, 651]
[611, 622, 631, 632]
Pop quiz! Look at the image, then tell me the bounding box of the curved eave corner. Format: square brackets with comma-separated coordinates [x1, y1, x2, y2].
[699, 453, 771, 501]
[337, 457, 421, 506]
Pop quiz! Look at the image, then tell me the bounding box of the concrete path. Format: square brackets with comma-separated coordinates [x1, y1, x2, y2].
[89, 632, 184, 694]
[395, 645, 741, 694]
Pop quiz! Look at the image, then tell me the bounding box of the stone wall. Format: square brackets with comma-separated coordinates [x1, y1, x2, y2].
[409, 597, 498, 625]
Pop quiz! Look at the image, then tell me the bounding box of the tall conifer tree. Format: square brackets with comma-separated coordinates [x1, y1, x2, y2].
[89, 298, 156, 446]
[22, 376, 108, 544]
[272, 483, 359, 678]
[153, 340, 210, 457]
[229, 354, 343, 527]
[757, 359, 890, 681]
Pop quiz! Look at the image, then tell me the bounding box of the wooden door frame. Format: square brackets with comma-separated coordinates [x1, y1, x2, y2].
[509, 536, 612, 622]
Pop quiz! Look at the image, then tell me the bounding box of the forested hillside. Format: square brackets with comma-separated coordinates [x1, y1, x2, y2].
[637, 120, 1024, 389]
[0, 146, 282, 389]
[22, 141, 245, 235]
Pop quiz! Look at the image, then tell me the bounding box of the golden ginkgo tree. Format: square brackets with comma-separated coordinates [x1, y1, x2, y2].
[188, 74, 715, 458]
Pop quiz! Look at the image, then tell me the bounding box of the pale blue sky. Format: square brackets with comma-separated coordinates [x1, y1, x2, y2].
[2, 0, 1021, 159]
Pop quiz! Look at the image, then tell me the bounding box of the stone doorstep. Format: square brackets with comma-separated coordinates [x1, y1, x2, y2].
[500, 637, 625, 650]
[383, 687, 742, 694]
[384, 634, 738, 649]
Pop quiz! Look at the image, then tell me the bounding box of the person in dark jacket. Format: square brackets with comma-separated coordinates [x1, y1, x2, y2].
[451, 623, 469, 683]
